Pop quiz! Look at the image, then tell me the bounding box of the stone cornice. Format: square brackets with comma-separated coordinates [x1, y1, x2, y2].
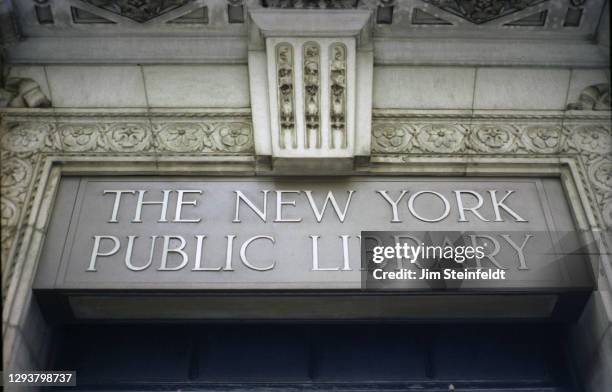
[3, 107, 609, 121]
[372, 109, 612, 121]
[1, 107, 252, 119]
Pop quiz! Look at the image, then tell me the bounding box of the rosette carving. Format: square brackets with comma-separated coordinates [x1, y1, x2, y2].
[59, 124, 103, 152]
[589, 158, 612, 192]
[521, 125, 565, 154]
[214, 123, 253, 153]
[570, 125, 612, 155]
[106, 123, 152, 152]
[470, 125, 517, 153]
[416, 124, 465, 153]
[1, 123, 48, 152]
[372, 123, 413, 153]
[156, 123, 212, 152]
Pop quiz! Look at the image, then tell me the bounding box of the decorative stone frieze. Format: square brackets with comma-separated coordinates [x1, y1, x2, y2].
[1, 119, 253, 155]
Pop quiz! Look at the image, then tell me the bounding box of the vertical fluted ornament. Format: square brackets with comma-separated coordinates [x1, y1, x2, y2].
[303, 42, 321, 148]
[276, 43, 296, 149]
[329, 43, 347, 148]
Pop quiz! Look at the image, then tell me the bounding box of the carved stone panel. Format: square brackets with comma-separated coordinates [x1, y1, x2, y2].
[303, 42, 321, 148]
[276, 43, 296, 149]
[266, 37, 357, 159]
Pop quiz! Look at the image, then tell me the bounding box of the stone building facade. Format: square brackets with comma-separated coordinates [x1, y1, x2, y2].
[1, 0, 611, 391]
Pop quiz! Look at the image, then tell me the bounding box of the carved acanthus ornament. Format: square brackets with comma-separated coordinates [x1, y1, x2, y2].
[303, 42, 321, 148]
[329, 43, 347, 149]
[276, 43, 296, 149]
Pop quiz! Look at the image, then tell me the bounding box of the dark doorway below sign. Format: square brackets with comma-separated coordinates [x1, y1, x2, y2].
[47, 323, 580, 391]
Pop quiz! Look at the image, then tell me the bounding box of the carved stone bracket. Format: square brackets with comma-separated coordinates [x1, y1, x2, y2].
[0, 78, 51, 108]
[567, 83, 611, 111]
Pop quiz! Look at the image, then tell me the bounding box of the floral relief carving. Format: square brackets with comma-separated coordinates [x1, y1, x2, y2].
[59, 124, 103, 152]
[0, 151, 36, 297]
[589, 158, 612, 192]
[1, 196, 19, 229]
[106, 123, 152, 152]
[570, 125, 612, 155]
[521, 125, 565, 154]
[1, 123, 48, 152]
[156, 123, 212, 152]
[416, 124, 465, 153]
[470, 125, 516, 153]
[215, 123, 253, 152]
[372, 123, 413, 152]
[1, 156, 32, 189]
[154, 122, 253, 153]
